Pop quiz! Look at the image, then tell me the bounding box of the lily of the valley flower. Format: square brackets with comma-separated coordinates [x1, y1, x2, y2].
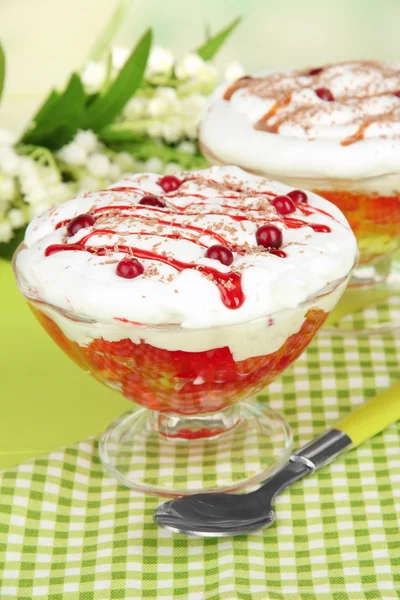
[0, 39, 242, 246]
[146, 46, 175, 78]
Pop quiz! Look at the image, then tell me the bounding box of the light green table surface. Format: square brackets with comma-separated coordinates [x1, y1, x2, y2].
[0, 258, 131, 470]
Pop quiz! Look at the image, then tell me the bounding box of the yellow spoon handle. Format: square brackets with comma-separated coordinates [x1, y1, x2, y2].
[336, 380, 400, 447]
[293, 381, 400, 472]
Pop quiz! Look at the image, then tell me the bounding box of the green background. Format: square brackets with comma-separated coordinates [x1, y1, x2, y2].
[0, 258, 131, 470]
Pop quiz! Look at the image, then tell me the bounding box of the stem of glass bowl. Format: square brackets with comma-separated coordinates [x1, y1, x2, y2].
[98, 401, 293, 496]
[148, 404, 242, 440]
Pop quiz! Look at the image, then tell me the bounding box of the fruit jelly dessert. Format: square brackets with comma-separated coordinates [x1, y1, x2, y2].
[199, 61, 400, 265]
[15, 166, 357, 415]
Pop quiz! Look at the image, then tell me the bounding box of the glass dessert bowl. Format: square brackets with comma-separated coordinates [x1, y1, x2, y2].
[13, 166, 357, 496]
[200, 61, 400, 334]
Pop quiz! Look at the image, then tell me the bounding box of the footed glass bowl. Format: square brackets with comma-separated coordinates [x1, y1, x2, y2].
[13, 245, 352, 496]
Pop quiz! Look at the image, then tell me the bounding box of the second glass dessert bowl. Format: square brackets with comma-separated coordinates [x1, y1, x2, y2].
[200, 61, 400, 334]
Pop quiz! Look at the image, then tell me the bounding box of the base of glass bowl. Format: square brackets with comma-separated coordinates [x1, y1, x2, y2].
[98, 400, 293, 497]
[324, 255, 400, 336]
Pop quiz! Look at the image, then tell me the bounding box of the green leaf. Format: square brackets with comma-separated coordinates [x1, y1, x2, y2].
[196, 16, 241, 61]
[0, 41, 5, 102]
[82, 29, 152, 132]
[20, 74, 86, 149]
[32, 90, 61, 123]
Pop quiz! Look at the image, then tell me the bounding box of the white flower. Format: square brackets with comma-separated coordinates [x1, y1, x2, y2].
[197, 62, 218, 84]
[123, 97, 147, 120]
[162, 121, 183, 143]
[0, 175, 16, 202]
[146, 46, 174, 78]
[182, 118, 199, 140]
[156, 87, 178, 103]
[181, 93, 207, 116]
[115, 152, 135, 170]
[74, 130, 98, 153]
[0, 129, 17, 146]
[0, 146, 20, 176]
[109, 163, 122, 180]
[224, 61, 245, 82]
[87, 153, 111, 178]
[25, 186, 49, 206]
[18, 160, 42, 195]
[111, 46, 129, 70]
[81, 61, 106, 93]
[155, 87, 180, 113]
[177, 141, 196, 155]
[175, 53, 206, 80]
[147, 121, 163, 138]
[163, 162, 181, 175]
[145, 157, 163, 173]
[8, 209, 26, 228]
[78, 176, 101, 192]
[146, 96, 169, 118]
[48, 183, 71, 203]
[57, 142, 88, 166]
[0, 220, 13, 243]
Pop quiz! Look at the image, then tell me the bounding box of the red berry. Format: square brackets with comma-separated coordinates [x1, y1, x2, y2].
[315, 87, 335, 102]
[205, 244, 234, 266]
[308, 67, 323, 76]
[159, 175, 182, 193]
[287, 189, 308, 203]
[66, 213, 95, 237]
[256, 225, 283, 249]
[139, 195, 166, 208]
[271, 195, 296, 215]
[270, 248, 287, 258]
[116, 257, 144, 279]
[393, 91, 400, 98]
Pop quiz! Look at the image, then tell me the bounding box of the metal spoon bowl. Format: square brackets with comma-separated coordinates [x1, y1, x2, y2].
[154, 461, 307, 537]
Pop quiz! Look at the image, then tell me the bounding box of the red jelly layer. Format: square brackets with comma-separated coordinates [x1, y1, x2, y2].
[30, 305, 328, 418]
[314, 189, 400, 263]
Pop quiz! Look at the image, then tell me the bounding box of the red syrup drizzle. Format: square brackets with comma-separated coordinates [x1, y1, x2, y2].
[59, 205, 245, 248]
[45, 241, 245, 309]
[80, 203, 331, 232]
[49, 182, 335, 310]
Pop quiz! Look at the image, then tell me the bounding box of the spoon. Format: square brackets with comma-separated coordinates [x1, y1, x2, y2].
[154, 380, 400, 537]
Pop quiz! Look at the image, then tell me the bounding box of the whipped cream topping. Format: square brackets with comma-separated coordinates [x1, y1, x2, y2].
[16, 166, 357, 329]
[200, 61, 400, 179]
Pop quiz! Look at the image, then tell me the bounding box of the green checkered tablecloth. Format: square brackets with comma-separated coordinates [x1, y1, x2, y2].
[1, 298, 400, 600]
